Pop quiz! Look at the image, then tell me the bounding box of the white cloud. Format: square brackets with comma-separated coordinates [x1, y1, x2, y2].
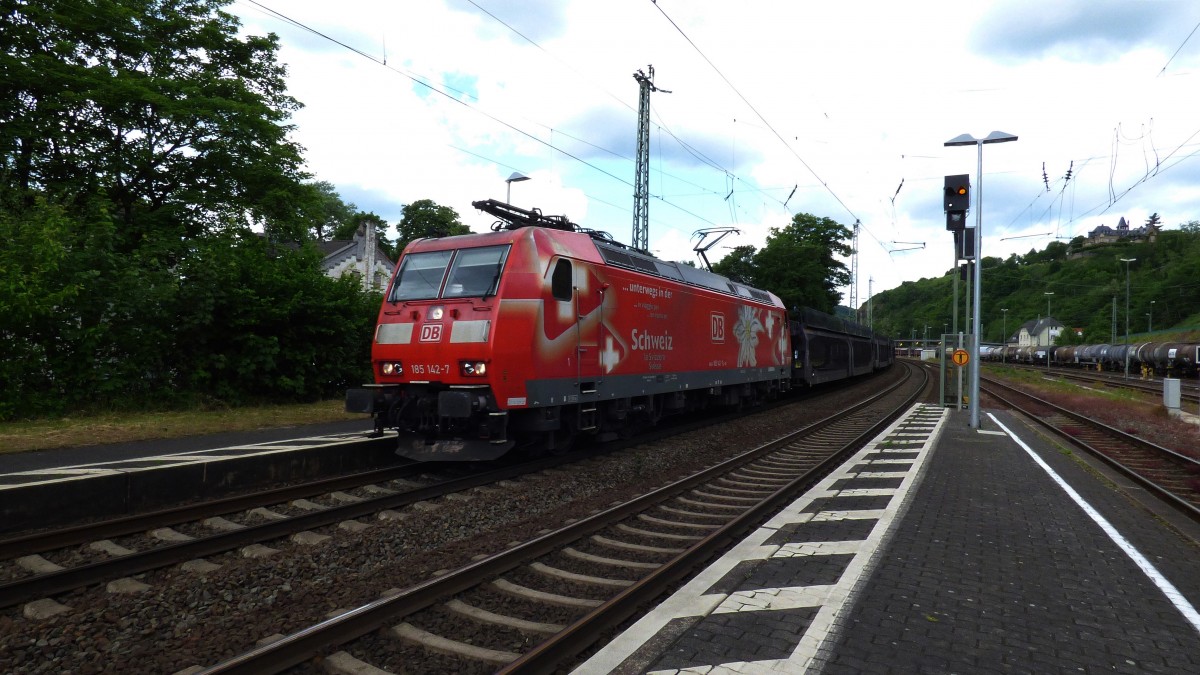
[232, 0, 1200, 305]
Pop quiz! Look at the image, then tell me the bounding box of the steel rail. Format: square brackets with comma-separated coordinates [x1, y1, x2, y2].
[982, 375, 1200, 524]
[0, 437, 406, 557]
[499, 361, 928, 673]
[196, 362, 923, 675]
[994, 363, 1200, 404]
[0, 453, 579, 609]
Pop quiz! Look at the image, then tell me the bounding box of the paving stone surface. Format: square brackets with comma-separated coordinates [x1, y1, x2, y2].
[574, 404, 947, 675]
[764, 518, 878, 546]
[575, 403, 1200, 675]
[650, 606, 821, 670]
[814, 409, 1200, 675]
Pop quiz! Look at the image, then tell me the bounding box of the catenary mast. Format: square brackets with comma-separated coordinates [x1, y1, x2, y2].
[632, 66, 668, 251]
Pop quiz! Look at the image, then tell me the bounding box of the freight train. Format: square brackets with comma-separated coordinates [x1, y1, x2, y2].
[346, 200, 892, 461]
[982, 343, 1200, 377]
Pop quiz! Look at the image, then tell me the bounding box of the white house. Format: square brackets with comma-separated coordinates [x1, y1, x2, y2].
[318, 225, 395, 293]
[1017, 317, 1063, 347]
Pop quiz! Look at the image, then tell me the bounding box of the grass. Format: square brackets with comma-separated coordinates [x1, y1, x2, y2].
[0, 401, 369, 455]
[985, 369, 1200, 460]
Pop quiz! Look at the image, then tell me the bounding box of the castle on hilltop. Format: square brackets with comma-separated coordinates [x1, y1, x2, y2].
[1083, 216, 1159, 246]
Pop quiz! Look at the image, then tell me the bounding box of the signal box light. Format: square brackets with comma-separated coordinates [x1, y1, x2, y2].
[944, 174, 970, 212]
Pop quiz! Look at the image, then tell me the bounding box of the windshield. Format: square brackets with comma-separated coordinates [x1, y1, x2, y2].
[388, 245, 510, 302]
[390, 250, 452, 301]
[443, 245, 509, 298]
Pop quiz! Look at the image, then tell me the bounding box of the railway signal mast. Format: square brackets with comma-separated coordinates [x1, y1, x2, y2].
[850, 220, 860, 321]
[632, 66, 669, 252]
[945, 131, 1019, 429]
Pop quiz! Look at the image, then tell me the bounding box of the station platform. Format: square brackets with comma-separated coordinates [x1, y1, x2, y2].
[575, 404, 1200, 674]
[0, 420, 382, 533]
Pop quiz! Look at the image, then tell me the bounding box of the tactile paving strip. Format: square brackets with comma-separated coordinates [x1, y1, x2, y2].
[573, 403, 947, 675]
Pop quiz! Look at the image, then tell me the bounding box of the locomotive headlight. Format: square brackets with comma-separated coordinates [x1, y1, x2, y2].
[460, 360, 488, 377]
[380, 361, 403, 376]
[428, 306, 444, 320]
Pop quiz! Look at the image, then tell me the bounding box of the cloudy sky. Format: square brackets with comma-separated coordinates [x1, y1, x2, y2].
[230, 0, 1200, 306]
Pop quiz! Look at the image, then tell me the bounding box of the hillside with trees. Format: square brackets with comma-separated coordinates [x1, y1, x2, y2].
[867, 221, 1200, 344]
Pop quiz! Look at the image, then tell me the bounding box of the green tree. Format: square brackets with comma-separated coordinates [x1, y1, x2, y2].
[307, 181, 359, 241]
[0, 0, 308, 245]
[174, 233, 377, 403]
[710, 245, 757, 284]
[0, 199, 91, 417]
[752, 213, 852, 313]
[396, 199, 470, 254]
[0, 1, 390, 420]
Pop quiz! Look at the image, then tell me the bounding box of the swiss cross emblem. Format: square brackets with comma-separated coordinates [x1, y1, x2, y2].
[419, 324, 443, 342]
[711, 312, 725, 343]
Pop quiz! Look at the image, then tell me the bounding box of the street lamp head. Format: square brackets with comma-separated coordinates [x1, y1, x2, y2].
[945, 131, 1018, 147]
[1119, 257, 1136, 263]
[505, 172, 532, 204]
[982, 130, 1019, 144]
[944, 133, 977, 147]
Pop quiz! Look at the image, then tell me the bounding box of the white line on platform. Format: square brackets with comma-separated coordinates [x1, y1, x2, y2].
[988, 412, 1200, 635]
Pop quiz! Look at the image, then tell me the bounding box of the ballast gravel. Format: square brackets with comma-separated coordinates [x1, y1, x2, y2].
[0, 370, 905, 675]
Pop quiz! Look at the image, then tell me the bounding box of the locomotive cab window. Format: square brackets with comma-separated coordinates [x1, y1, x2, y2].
[443, 245, 510, 298]
[551, 259, 572, 301]
[390, 250, 453, 301]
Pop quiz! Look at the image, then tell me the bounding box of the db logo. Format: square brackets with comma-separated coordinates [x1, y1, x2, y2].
[710, 312, 725, 343]
[419, 324, 443, 342]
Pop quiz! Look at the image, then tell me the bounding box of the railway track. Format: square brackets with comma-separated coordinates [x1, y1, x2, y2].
[0, 456, 582, 610]
[981, 375, 1200, 522]
[13, 416, 793, 617]
[194, 360, 930, 674]
[0, 377, 882, 614]
[992, 362, 1200, 406]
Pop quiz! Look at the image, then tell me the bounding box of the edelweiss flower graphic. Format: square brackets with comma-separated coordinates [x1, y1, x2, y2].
[733, 305, 764, 367]
[776, 317, 790, 365]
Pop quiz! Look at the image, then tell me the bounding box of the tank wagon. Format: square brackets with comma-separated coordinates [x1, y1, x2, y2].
[348, 200, 891, 461]
[987, 339, 1199, 377]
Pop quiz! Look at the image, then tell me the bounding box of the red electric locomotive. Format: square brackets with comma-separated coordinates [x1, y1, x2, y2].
[346, 200, 792, 461]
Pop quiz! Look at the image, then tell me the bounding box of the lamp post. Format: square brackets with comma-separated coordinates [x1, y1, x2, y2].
[505, 172, 531, 203]
[1119, 257, 1136, 378]
[946, 130, 1019, 429]
[1149, 300, 1155, 332]
[1042, 291, 1054, 370]
[1001, 308, 1008, 364]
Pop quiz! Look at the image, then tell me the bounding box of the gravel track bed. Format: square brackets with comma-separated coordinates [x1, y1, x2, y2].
[466, 586, 586, 626]
[502, 566, 615, 602]
[0, 369, 904, 674]
[351, 632, 493, 675]
[540, 553, 644, 583]
[415, 604, 539, 651]
[572, 539, 679, 564]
